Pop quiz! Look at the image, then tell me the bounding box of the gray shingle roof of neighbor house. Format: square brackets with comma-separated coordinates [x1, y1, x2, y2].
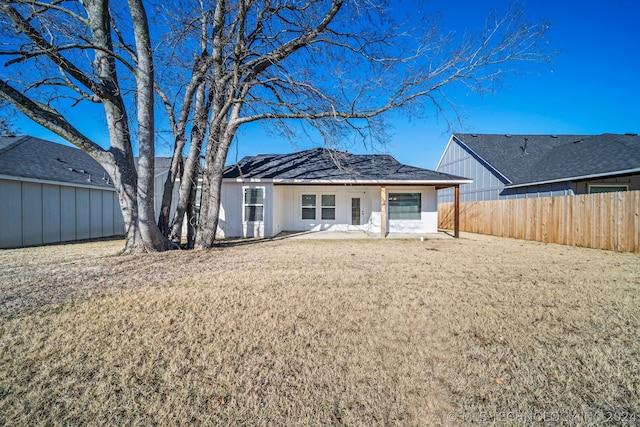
[0, 135, 115, 189]
[152, 157, 174, 175]
[452, 133, 640, 188]
[224, 147, 471, 184]
[151, 157, 204, 177]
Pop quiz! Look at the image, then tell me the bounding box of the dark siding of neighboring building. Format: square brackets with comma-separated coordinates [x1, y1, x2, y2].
[577, 175, 640, 193]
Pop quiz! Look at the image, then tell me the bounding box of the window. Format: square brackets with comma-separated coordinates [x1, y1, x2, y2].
[589, 185, 628, 194]
[301, 194, 316, 220]
[321, 194, 336, 220]
[244, 187, 264, 222]
[388, 192, 421, 220]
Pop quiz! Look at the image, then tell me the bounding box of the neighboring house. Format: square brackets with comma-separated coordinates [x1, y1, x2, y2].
[0, 135, 124, 248]
[436, 133, 640, 203]
[215, 148, 470, 238]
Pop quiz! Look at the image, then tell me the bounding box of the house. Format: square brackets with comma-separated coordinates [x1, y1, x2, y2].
[0, 135, 124, 248]
[216, 148, 471, 238]
[436, 133, 640, 203]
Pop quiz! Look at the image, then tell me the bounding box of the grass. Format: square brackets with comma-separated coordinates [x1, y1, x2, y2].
[1, 234, 639, 425]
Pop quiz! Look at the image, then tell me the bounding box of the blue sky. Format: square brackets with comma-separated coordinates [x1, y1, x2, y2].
[390, 0, 640, 168]
[14, 0, 640, 170]
[231, 0, 640, 169]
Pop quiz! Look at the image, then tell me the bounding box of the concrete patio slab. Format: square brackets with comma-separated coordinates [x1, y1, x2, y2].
[276, 230, 454, 240]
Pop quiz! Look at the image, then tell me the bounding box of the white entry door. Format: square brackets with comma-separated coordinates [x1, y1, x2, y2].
[348, 193, 365, 230]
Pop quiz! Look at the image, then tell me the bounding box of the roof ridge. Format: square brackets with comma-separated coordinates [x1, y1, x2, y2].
[455, 133, 640, 186]
[0, 135, 28, 155]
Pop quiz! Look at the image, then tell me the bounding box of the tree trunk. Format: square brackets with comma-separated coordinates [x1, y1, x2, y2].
[126, 0, 173, 251]
[186, 178, 198, 249]
[169, 82, 209, 243]
[157, 155, 183, 236]
[194, 133, 233, 249]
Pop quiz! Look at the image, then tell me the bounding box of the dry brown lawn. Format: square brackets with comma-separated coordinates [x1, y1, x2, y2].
[1, 233, 639, 426]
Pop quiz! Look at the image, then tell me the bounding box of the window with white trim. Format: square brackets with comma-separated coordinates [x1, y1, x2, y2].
[301, 194, 316, 220]
[388, 192, 421, 220]
[589, 185, 628, 194]
[321, 194, 336, 220]
[244, 187, 264, 222]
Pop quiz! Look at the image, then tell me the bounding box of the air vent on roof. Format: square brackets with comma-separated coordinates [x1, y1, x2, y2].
[625, 133, 638, 136]
[68, 167, 88, 174]
[551, 135, 558, 138]
[521, 137, 529, 154]
[471, 134, 478, 137]
[505, 134, 511, 138]
[573, 139, 584, 144]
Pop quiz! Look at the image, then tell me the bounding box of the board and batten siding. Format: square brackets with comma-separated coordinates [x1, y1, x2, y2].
[0, 178, 123, 249]
[437, 138, 580, 202]
[437, 138, 506, 203]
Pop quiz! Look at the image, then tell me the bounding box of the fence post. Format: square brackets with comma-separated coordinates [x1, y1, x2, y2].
[454, 185, 460, 238]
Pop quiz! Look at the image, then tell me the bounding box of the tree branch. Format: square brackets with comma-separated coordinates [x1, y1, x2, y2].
[0, 78, 108, 158]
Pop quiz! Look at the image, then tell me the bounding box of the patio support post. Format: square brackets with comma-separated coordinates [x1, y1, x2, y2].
[380, 185, 387, 238]
[454, 184, 460, 238]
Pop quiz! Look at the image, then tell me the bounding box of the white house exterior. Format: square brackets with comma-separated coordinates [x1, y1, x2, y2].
[216, 149, 471, 238]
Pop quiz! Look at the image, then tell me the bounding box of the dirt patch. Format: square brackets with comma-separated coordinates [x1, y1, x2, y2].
[1, 234, 639, 425]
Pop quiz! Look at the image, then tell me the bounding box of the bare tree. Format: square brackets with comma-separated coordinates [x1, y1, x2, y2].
[1, 0, 551, 251]
[0, 99, 18, 135]
[151, 0, 551, 248]
[0, 0, 171, 252]
[151, 0, 214, 243]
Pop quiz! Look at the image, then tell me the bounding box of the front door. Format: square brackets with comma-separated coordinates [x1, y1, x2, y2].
[351, 196, 363, 227]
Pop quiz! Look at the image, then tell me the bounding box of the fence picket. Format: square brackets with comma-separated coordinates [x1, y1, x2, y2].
[438, 190, 640, 252]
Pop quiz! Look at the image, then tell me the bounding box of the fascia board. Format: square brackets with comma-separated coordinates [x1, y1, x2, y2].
[0, 174, 117, 191]
[451, 135, 513, 184]
[504, 168, 640, 189]
[223, 178, 473, 185]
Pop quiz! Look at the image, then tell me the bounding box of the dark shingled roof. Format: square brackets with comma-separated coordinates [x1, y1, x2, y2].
[153, 157, 174, 175]
[151, 157, 204, 177]
[224, 148, 469, 183]
[0, 135, 114, 189]
[454, 133, 640, 187]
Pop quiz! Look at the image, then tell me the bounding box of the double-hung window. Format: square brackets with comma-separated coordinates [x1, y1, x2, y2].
[301, 193, 336, 220]
[321, 195, 336, 220]
[301, 194, 316, 220]
[388, 193, 421, 220]
[244, 187, 264, 222]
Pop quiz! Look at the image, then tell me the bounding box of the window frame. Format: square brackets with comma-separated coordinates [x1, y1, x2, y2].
[588, 184, 628, 194]
[388, 192, 422, 221]
[301, 194, 317, 220]
[300, 193, 338, 221]
[321, 194, 336, 220]
[243, 186, 265, 223]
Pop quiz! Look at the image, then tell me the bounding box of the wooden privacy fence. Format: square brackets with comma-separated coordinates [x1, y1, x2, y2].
[438, 190, 640, 252]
